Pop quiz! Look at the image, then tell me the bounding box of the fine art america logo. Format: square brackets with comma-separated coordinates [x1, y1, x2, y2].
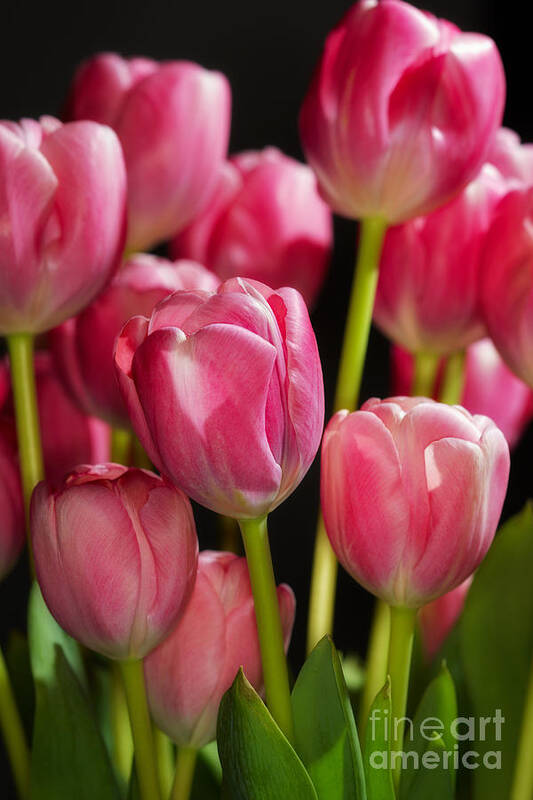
[368, 709, 505, 770]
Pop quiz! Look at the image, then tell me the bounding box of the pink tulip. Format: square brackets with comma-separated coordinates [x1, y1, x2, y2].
[0, 352, 110, 482]
[31, 464, 198, 659]
[115, 278, 324, 518]
[0, 116, 126, 335]
[481, 187, 533, 389]
[50, 254, 219, 428]
[418, 577, 472, 661]
[486, 127, 533, 183]
[65, 53, 231, 252]
[321, 397, 509, 608]
[171, 148, 333, 307]
[0, 422, 25, 581]
[299, 0, 505, 224]
[391, 340, 533, 448]
[144, 550, 295, 748]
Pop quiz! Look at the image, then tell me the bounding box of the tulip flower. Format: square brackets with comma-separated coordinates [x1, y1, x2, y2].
[114, 278, 324, 519]
[391, 340, 533, 448]
[481, 187, 533, 389]
[145, 550, 295, 749]
[299, 0, 505, 225]
[321, 397, 509, 609]
[31, 464, 198, 660]
[51, 254, 219, 428]
[65, 53, 231, 252]
[0, 116, 126, 336]
[171, 148, 333, 306]
[0, 352, 110, 482]
[0, 422, 25, 581]
[418, 577, 472, 661]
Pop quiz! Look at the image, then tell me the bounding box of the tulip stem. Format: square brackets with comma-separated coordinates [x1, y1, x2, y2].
[219, 515, 241, 554]
[387, 606, 417, 792]
[171, 747, 197, 800]
[510, 656, 533, 800]
[154, 727, 174, 798]
[359, 600, 391, 733]
[412, 352, 440, 397]
[439, 350, 466, 405]
[119, 659, 161, 800]
[110, 661, 133, 784]
[111, 427, 133, 465]
[0, 646, 30, 800]
[307, 216, 388, 654]
[239, 515, 295, 744]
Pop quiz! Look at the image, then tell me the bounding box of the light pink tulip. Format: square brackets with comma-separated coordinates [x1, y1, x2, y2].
[115, 278, 324, 519]
[65, 53, 231, 252]
[0, 422, 25, 581]
[481, 187, 533, 389]
[321, 397, 509, 608]
[144, 550, 295, 748]
[391, 340, 533, 448]
[0, 117, 126, 335]
[171, 148, 333, 306]
[31, 464, 198, 660]
[299, 0, 505, 224]
[50, 254, 219, 428]
[418, 577, 472, 661]
[486, 127, 533, 183]
[0, 352, 110, 482]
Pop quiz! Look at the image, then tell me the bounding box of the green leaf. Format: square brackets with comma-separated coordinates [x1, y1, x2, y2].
[31, 647, 121, 800]
[460, 503, 533, 799]
[363, 679, 395, 800]
[400, 664, 457, 800]
[405, 736, 454, 800]
[217, 669, 318, 800]
[292, 636, 366, 800]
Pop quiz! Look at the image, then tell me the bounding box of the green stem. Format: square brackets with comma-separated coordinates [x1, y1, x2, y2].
[111, 427, 133, 465]
[238, 516, 294, 743]
[219, 515, 241, 554]
[359, 600, 391, 734]
[110, 661, 133, 784]
[0, 647, 30, 800]
[387, 606, 417, 792]
[119, 660, 161, 800]
[154, 727, 174, 798]
[510, 656, 533, 800]
[439, 350, 466, 406]
[171, 747, 197, 800]
[132, 435, 153, 470]
[412, 352, 441, 397]
[307, 217, 388, 654]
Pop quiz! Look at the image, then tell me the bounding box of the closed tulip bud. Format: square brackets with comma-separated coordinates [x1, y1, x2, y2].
[418, 577, 472, 661]
[0, 423, 24, 581]
[299, 0, 505, 224]
[171, 148, 333, 306]
[115, 278, 324, 519]
[0, 352, 110, 482]
[481, 187, 533, 389]
[486, 127, 533, 184]
[31, 464, 198, 660]
[65, 53, 231, 252]
[51, 254, 219, 427]
[144, 550, 295, 748]
[321, 397, 509, 608]
[0, 117, 126, 335]
[391, 340, 533, 449]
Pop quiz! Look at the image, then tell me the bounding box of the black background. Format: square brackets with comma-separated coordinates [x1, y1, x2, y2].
[1, 1, 531, 796]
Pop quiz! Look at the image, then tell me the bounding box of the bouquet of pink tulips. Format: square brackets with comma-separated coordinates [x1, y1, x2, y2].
[2, 1, 533, 799]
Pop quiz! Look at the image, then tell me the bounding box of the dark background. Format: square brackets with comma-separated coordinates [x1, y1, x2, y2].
[1, 0, 531, 795]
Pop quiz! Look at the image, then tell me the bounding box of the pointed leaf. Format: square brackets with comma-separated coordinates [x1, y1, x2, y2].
[405, 736, 454, 800]
[363, 679, 395, 800]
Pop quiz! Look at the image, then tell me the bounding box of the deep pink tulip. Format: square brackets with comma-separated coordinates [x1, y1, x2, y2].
[0, 116, 126, 335]
[115, 278, 324, 519]
[171, 148, 333, 306]
[0, 352, 110, 482]
[418, 577, 472, 661]
[0, 422, 25, 581]
[31, 464, 198, 660]
[391, 340, 533, 449]
[51, 254, 219, 428]
[145, 550, 295, 748]
[65, 53, 231, 252]
[321, 397, 509, 608]
[481, 186, 533, 389]
[299, 0, 505, 224]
